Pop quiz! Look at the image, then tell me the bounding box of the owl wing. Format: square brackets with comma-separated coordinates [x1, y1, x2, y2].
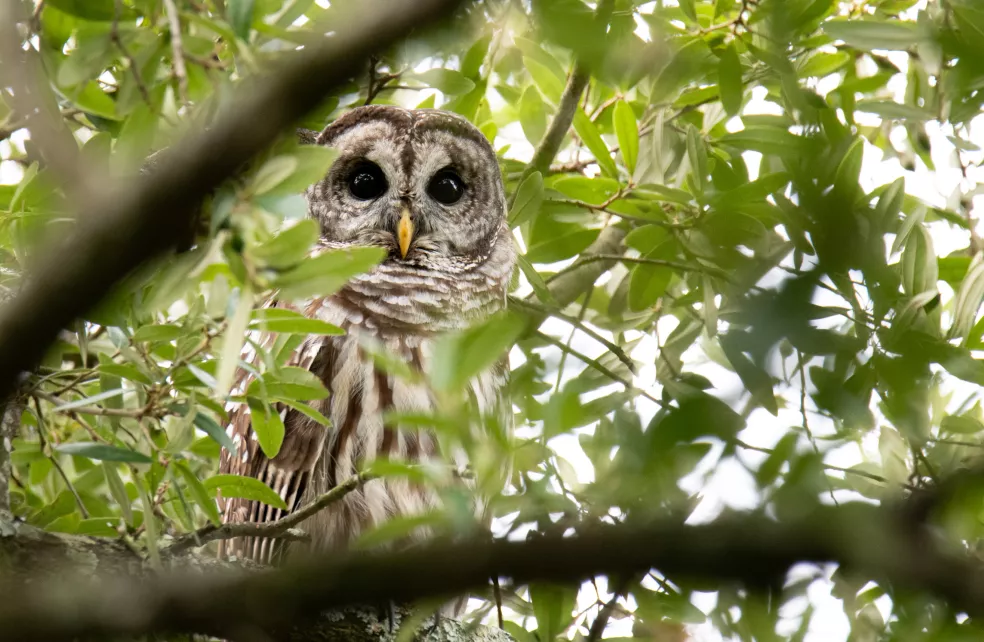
[217, 307, 337, 564]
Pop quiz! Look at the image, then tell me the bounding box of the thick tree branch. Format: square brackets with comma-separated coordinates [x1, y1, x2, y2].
[165, 472, 374, 555]
[0, 503, 980, 642]
[0, 0, 465, 402]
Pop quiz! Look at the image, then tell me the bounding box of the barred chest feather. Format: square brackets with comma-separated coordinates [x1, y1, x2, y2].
[219, 238, 513, 563]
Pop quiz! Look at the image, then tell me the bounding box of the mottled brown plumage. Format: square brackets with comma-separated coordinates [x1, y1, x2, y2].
[217, 106, 514, 567]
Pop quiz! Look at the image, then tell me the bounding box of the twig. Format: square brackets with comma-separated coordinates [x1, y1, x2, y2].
[164, 472, 374, 555]
[534, 331, 661, 406]
[162, 0, 189, 107]
[547, 253, 730, 284]
[509, 296, 636, 374]
[111, 0, 154, 109]
[31, 396, 89, 519]
[34, 390, 152, 419]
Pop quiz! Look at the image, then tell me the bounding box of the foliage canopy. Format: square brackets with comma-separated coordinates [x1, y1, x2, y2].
[4, 0, 984, 640]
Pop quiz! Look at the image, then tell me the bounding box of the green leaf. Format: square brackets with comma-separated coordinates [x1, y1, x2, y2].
[523, 57, 564, 103]
[823, 19, 919, 51]
[52, 388, 134, 412]
[756, 432, 798, 486]
[252, 219, 319, 269]
[613, 101, 639, 175]
[941, 415, 984, 435]
[193, 412, 236, 455]
[249, 366, 329, 401]
[530, 583, 577, 642]
[261, 146, 338, 196]
[679, 0, 697, 21]
[103, 463, 133, 524]
[413, 69, 476, 95]
[856, 101, 935, 121]
[251, 308, 344, 335]
[273, 397, 332, 427]
[205, 474, 289, 510]
[719, 43, 743, 117]
[519, 86, 547, 146]
[273, 246, 387, 300]
[55, 442, 152, 464]
[228, 0, 255, 40]
[175, 462, 221, 525]
[719, 128, 808, 156]
[216, 284, 254, 398]
[721, 336, 779, 415]
[901, 227, 937, 296]
[47, 0, 115, 20]
[572, 109, 618, 178]
[132, 324, 184, 343]
[431, 310, 526, 391]
[247, 398, 285, 458]
[509, 171, 544, 227]
[629, 264, 672, 311]
[251, 155, 299, 196]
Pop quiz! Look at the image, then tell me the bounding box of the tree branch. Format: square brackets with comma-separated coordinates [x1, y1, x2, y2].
[165, 472, 374, 555]
[0, 0, 465, 402]
[0, 503, 979, 641]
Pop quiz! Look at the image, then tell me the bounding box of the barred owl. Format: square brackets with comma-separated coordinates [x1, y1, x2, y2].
[218, 106, 515, 565]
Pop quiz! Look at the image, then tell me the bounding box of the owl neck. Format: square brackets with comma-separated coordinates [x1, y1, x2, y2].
[320, 229, 514, 335]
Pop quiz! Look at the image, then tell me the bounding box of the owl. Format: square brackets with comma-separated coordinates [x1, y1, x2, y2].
[217, 106, 515, 566]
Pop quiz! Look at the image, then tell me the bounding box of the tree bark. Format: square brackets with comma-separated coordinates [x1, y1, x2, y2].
[0, 520, 513, 641]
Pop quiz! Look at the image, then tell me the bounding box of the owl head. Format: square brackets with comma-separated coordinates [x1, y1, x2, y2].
[301, 105, 509, 274]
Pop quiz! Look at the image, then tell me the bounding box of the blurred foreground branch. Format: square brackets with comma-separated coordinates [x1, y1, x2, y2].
[0, 0, 465, 401]
[0, 503, 980, 641]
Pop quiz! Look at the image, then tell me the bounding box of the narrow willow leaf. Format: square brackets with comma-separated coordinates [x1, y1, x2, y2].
[572, 109, 618, 178]
[52, 388, 134, 412]
[175, 461, 221, 525]
[613, 100, 639, 175]
[55, 442, 152, 464]
[193, 412, 236, 454]
[204, 474, 289, 510]
[102, 463, 132, 525]
[718, 44, 743, 117]
[136, 481, 161, 569]
[216, 284, 253, 398]
[901, 227, 937, 297]
[949, 255, 984, 342]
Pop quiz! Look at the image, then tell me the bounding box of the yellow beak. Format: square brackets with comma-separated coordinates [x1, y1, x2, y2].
[397, 208, 414, 259]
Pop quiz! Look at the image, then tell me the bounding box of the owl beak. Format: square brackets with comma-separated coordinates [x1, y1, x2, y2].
[397, 208, 414, 259]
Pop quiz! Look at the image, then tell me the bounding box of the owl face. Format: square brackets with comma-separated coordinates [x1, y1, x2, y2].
[304, 106, 507, 272]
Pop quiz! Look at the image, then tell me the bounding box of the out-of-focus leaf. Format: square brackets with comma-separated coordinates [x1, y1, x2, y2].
[228, 0, 255, 40]
[823, 19, 919, 51]
[613, 100, 639, 175]
[431, 310, 526, 391]
[272, 247, 387, 300]
[55, 442, 152, 464]
[509, 171, 544, 227]
[205, 474, 288, 510]
[718, 43, 743, 117]
[413, 69, 476, 95]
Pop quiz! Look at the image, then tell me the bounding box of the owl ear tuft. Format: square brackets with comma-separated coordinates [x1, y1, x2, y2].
[296, 128, 320, 145]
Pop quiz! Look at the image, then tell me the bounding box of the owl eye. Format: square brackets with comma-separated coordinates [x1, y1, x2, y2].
[427, 169, 465, 205]
[347, 162, 387, 200]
